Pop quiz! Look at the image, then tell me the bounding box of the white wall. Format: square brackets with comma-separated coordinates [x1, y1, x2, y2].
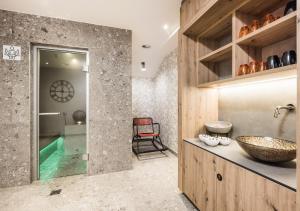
[132, 49, 178, 153]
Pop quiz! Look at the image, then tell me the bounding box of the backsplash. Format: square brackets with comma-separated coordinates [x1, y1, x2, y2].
[219, 78, 296, 142]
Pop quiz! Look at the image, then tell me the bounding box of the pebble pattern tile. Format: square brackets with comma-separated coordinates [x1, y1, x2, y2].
[132, 49, 178, 153]
[153, 49, 178, 153]
[0, 9, 132, 187]
[0, 152, 197, 211]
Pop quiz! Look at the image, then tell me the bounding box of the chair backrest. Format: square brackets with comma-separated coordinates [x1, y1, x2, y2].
[133, 118, 154, 135]
[133, 117, 153, 126]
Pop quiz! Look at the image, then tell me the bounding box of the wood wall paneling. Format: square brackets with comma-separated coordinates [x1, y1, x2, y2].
[177, 29, 218, 190]
[296, 0, 300, 210]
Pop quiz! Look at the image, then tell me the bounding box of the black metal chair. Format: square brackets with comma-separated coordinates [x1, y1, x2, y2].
[132, 117, 167, 156]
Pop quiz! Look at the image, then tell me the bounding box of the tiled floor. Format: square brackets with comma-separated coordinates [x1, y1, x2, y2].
[0, 151, 197, 211]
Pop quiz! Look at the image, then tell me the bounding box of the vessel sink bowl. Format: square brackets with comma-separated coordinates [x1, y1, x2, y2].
[236, 136, 296, 162]
[205, 121, 232, 134]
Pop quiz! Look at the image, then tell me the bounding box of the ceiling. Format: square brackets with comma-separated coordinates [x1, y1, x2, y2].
[0, 0, 181, 78]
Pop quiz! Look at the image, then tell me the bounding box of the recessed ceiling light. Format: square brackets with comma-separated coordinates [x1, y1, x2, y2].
[163, 24, 169, 30]
[141, 62, 146, 71]
[142, 44, 151, 49]
[45, 62, 49, 65]
[71, 58, 78, 64]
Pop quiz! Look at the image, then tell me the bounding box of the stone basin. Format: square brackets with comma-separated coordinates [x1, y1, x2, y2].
[205, 121, 232, 134]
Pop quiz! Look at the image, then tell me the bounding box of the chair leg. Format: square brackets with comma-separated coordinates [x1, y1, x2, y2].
[155, 136, 166, 150]
[132, 137, 140, 155]
[152, 137, 155, 145]
[136, 139, 140, 155]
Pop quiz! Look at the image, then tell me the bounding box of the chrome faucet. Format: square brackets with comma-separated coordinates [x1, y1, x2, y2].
[273, 104, 296, 118]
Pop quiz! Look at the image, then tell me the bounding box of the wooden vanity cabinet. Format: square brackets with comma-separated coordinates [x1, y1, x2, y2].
[183, 142, 216, 210]
[183, 142, 296, 211]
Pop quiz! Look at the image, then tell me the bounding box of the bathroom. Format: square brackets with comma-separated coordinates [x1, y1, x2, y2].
[1, 0, 300, 210]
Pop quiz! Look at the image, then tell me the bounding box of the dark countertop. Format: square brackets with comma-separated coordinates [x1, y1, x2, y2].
[184, 138, 296, 191]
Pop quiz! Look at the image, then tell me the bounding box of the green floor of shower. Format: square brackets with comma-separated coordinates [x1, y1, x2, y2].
[39, 136, 86, 180]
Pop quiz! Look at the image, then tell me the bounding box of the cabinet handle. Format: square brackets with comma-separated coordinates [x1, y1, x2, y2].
[217, 173, 223, 181]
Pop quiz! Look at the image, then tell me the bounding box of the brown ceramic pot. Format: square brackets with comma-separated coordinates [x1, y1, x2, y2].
[250, 20, 260, 32]
[249, 61, 260, 74]
[239, 26, 250, 38]
[263, 14, 275, 26]
[259, 61, 267, 71]
[238, 64, 249, 76]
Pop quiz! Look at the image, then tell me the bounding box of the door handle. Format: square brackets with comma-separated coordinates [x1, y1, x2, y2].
[39, 112, 61, 116]
[217, 173, 223, 181]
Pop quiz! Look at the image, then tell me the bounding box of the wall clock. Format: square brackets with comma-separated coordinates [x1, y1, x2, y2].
[50, 80, 75, 103]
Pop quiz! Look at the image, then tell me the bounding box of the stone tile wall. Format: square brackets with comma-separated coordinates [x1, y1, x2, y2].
[153, 49, 178, 153]
[132, 49, 178, 153]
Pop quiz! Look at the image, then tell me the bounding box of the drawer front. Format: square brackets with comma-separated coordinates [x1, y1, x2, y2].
[216, 156, 296, 211]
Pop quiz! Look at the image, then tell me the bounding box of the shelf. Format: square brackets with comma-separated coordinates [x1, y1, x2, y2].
[238, 0, 288, 17]
[198, 14, 232, 40]
[198, 64, 297, 88]
[198, 43, 232, 63]
[183, 0, 245, 36]
[236, 12, 297, 47]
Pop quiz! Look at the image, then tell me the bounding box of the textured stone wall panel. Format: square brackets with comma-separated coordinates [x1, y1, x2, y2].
[132, 49, 178, 153]
[153, 49, 178, 153]
[0, 10, 132, 187]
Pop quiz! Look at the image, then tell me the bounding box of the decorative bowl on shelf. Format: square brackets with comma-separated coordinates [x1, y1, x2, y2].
[236, 136, 296, 162]
[205, 121, 232, 134]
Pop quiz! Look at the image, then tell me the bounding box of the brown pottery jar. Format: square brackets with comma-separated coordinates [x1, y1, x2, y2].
[239, 26, 250, 38]
[259, 61, 267, 71]
[249, 61, 260, 74]
[250, 20, 260, 32]
[238, 64, 249, 75]
[263, 14, 275, 26]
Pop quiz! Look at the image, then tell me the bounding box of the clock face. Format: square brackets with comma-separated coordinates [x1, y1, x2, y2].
[50, 80, 74, 103]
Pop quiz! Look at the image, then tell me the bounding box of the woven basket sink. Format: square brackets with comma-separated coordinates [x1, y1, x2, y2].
[236, 136, 296, 162]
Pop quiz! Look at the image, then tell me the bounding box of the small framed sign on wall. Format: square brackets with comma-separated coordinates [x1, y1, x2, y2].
[3, 45, 21, 61]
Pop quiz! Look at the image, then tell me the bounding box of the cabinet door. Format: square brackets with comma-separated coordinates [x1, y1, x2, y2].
[216, 157, 296, 211]
[183, 143, 216, 211]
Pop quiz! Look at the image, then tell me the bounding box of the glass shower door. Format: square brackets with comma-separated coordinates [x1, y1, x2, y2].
[38, 48, 87, 180]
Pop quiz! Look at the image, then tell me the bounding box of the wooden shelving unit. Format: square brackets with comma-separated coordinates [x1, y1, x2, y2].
[195, 0, 297, 87]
